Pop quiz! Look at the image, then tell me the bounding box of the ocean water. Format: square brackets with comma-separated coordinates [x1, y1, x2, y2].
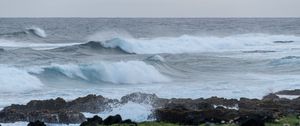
[1, 18, 300, 124]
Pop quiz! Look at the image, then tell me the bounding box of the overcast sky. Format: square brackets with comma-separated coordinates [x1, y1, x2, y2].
[0, 0, 299, 17]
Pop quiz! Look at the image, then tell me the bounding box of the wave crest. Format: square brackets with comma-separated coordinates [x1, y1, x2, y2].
[30, 61, 170, 84]
[95, 34, 300, 54]
[51, 41, 131, 54]
[0, 26, 47, 38]
[26, 26, 47, 38]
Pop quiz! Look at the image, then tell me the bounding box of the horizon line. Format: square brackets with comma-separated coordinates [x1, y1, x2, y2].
[0, 16, 300, 18]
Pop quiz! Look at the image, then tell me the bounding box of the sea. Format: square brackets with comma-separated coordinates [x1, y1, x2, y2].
[1, 18, 300, 125]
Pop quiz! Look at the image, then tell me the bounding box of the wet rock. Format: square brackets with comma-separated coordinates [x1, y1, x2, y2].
[103, 114, 122, 125]
[80, 115, 102, 126]
[262, 93, 280, 101]
[80, 115, 137, 126]
[26, 97, 67, 111]
[68, 94, 118, 113]
[155, 102, 239, 125]
[120, 92, 168, 108]
[121, 92, 159, 104]
[27, 120, 46, 126]
[0, 109, 85, 123]
[205, 97, 239, 108]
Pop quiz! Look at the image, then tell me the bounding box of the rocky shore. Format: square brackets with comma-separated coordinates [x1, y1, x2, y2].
[0, 90, 300, 125]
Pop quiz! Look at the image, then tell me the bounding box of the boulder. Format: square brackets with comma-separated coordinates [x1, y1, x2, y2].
[103, 114, 122, 125]
[68, 94, 118, 113]
[120, 92, 168, 108]
[262, 93, 280, 101]
[122, 119, 137, 126]
[27, 120, 46, 126]
[80, 115, 102, 126]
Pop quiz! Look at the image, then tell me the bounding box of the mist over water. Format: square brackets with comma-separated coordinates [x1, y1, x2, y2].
[1, 18, 300, 124]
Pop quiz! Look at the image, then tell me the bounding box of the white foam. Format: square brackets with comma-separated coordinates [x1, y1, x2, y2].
[0, 39, 81, 50]
[94, 34, 300, 54]
[0, 65, 43, 92]
[96, 102, 153, 122]
[87, 30, 132, 42]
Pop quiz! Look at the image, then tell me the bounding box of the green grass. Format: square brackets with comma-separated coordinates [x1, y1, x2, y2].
[266, 115, 300, 126]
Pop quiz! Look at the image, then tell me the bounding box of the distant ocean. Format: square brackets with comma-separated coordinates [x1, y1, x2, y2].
[1, 18, 300, 124]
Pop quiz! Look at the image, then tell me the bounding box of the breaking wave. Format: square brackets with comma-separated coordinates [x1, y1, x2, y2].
[0, 39, 80, 50]
[29, 61, 170, 84]
[88, 34, 300, 54]
[0, 65, 43, 93]
[51, 41, 131, 54]
[26, 26, 47, 38]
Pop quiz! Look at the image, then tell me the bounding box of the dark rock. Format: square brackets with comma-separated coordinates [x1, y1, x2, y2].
[262, 93, 280, 101]
[205, 96, 238, 108]
[238, 114, 266, 126]
[120, 92, 168, 108]
[80, 115, 102, 126]
[2, 91, 300, 125]
[68, 94, 118, 113]
[155, 103, 239, 125]
[121, 92, 159, 104]
[27, 120, 46, 126]
[103, 114, 122, 125]
[26, 97, 67, 111]
[240, 118, 265, 126]
[0, 109, 85, 123]
[122, 119, 137, 126]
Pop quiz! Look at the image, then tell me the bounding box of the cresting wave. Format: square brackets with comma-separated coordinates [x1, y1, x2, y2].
[29, 61, 170, 84]
[0, 61, 169, 92]
[0, 65, 43, 93]
[26, 26, 47, 38]
[88, 34, 300, 54]
[0, 26, 47, 38]
[51, 41, 131, 54]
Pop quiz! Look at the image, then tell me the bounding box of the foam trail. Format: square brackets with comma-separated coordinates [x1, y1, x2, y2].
[97, 102, 153, 122]
[94, 34, 300, 54]
[0, 65, 43, 92]
[0, 39, 81, 50]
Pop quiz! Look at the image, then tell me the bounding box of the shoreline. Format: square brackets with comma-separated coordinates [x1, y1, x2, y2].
[1, 89, 300, 125]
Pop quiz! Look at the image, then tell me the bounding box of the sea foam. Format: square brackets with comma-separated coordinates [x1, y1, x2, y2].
[0, 65, 43, 92]
[88, 34, 300, 54]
